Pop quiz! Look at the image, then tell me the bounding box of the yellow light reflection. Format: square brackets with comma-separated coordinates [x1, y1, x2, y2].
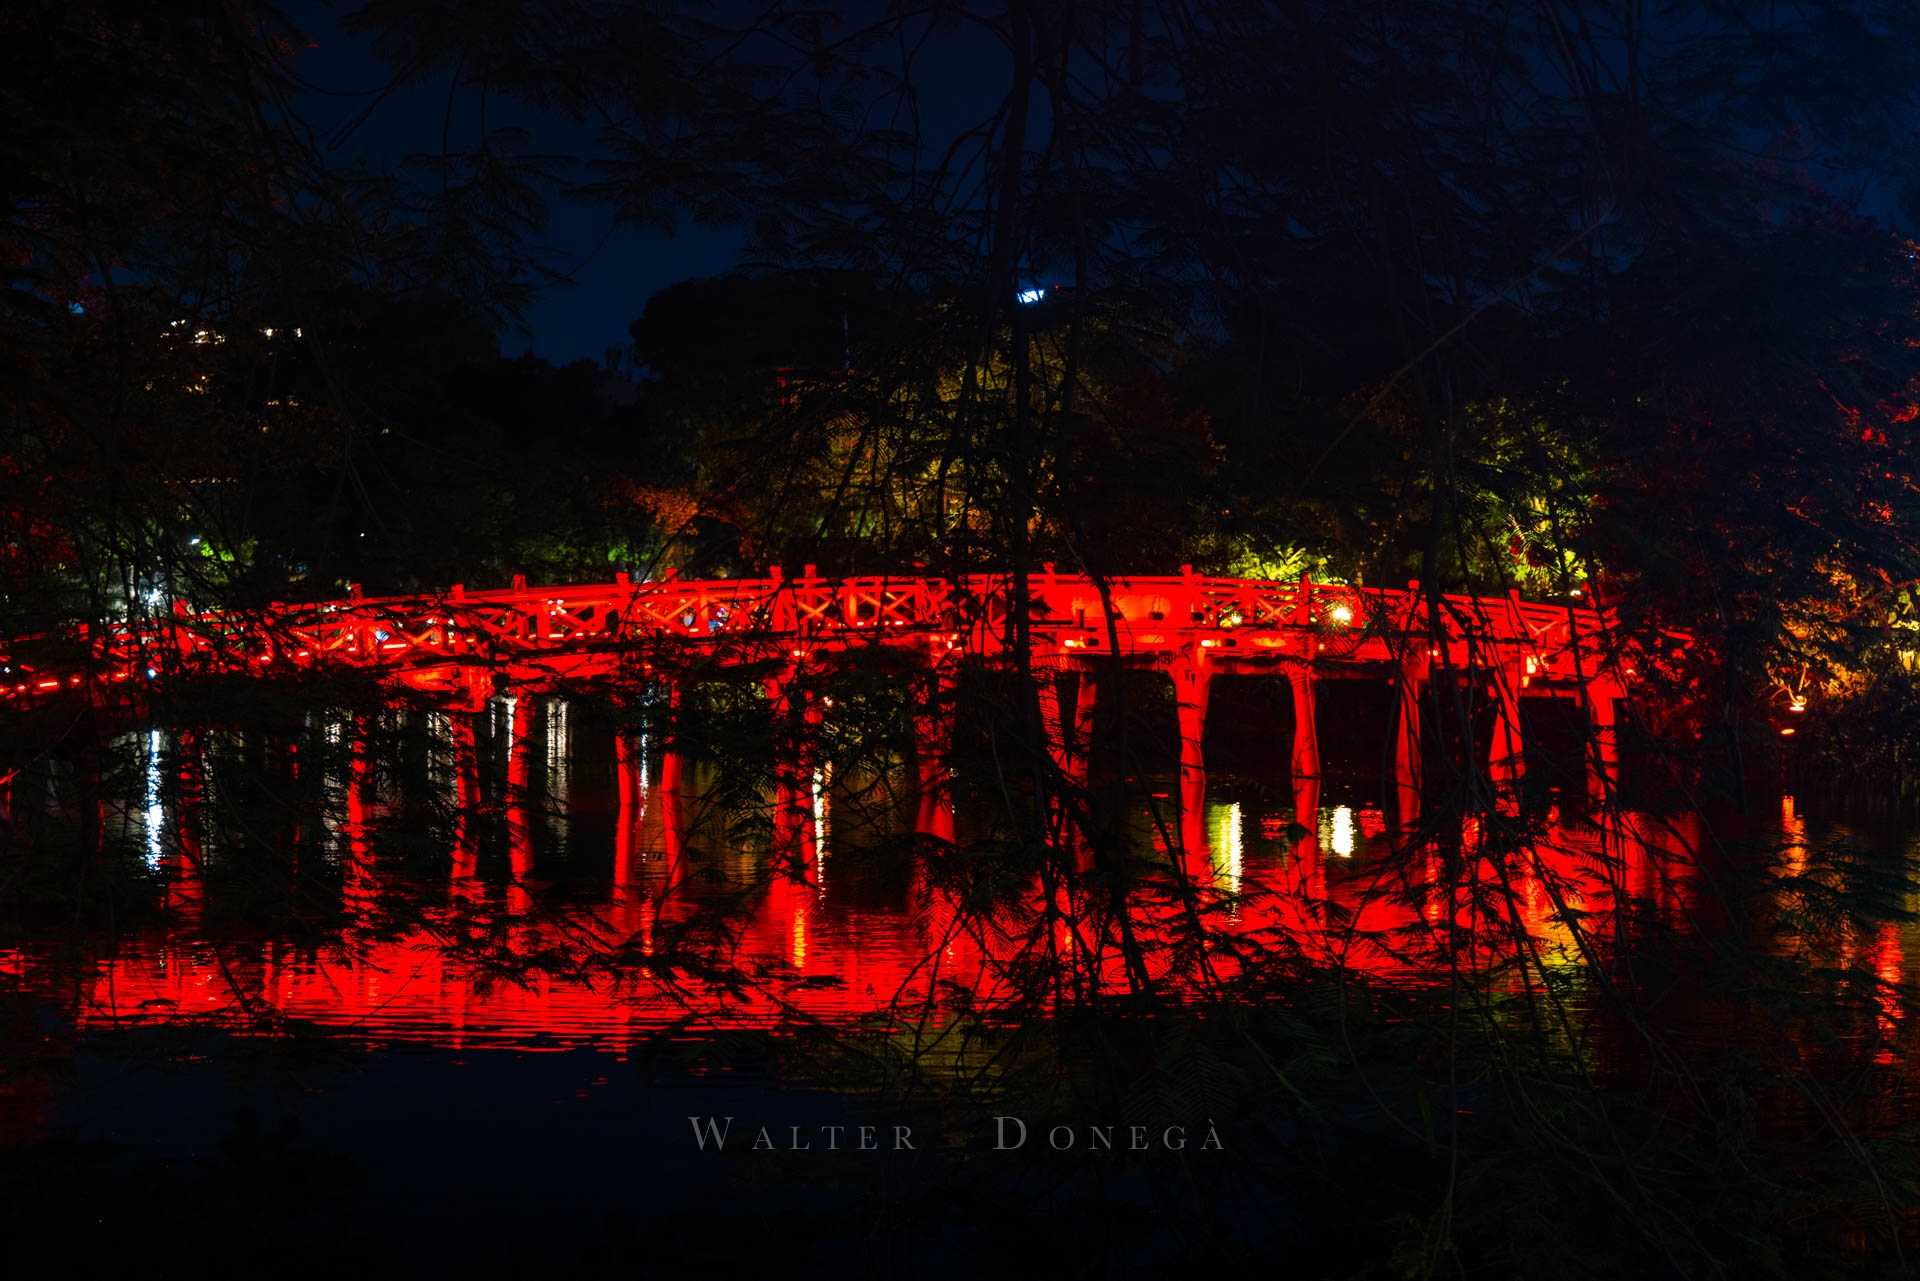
[1209, 802, 1243, 897]
[1781, 793, 1807, 878]
[1330, 805, 1355, 858]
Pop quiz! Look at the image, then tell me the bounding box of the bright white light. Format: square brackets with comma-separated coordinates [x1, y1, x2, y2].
[546, 698, 570, 771]
[1016, 288, 1046, 304]
[1331, 805, 1356, 858]
[1329, 603, 1353, 626]
[144, 730, 164, 867]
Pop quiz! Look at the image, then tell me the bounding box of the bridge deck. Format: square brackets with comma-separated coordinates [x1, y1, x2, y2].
[0, 567, 1634, 712]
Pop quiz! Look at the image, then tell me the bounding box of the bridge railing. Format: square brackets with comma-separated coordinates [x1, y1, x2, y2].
[0, 570, 1635, 708]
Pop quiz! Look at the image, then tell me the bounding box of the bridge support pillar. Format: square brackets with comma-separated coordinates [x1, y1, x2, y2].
[1584, 677, 1623, 807]
[652, 680, 688, 881]
[765, 666, 822, 868]
[504, 695, 535, 907]
[912, 664, 958, 841]
[1393, 650, 1428, 825]
[1293, 775, 1322, 868]
[1035, 668, 1075, 784]
[1035, 667, 1099, 787]
[613, 726, 645, 887]
[165, 729, 207, 917]
[1488, 659, 1527, 799]
[1178, 764, 1208, 858]
[1287, 663, 1319, 781]
[443, 713, 481, 878]
[75, 735, 104, 861]
[1171, 656, 1211, 786]
[1072, 670, 1099, 784]
[269, 730, 302, 863]
[344, 714, 376, 909]
[656, 680, 684, 800]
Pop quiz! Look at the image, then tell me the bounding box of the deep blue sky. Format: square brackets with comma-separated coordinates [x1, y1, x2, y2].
[287, 3, 746, 365]
[285, 3, 1017, 367]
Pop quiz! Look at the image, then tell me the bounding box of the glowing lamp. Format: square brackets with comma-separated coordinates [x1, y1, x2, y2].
[1328, 603, 1353, 626]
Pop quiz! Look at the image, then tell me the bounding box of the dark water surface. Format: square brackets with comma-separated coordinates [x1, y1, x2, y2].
[2, 704, 1914, 1275]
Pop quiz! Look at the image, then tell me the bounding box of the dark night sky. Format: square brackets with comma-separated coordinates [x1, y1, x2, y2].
[287, 3, 747, 366]
[285, 6, 1917, 371]
[285, 3, 1015, 368]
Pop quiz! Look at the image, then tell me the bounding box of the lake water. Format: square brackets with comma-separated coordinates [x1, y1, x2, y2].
[1, 700, 1912, 1274]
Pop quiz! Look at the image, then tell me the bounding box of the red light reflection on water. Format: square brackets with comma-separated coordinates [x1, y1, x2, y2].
[59, 787, 1724, 1053]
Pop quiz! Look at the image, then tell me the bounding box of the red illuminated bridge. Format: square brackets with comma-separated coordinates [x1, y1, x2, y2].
[1, 567, 1656, 820]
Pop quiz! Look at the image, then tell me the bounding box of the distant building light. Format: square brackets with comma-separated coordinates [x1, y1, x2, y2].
[1016, 288, 1046, 305]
